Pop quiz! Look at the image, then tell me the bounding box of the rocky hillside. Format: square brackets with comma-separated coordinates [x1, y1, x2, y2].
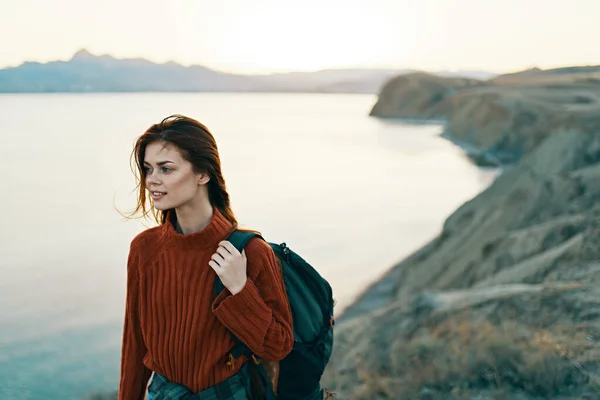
[322, 68, 600, 399]
[370, 67, 600, 166]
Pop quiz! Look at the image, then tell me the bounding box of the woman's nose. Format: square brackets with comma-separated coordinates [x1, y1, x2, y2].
[146, 171, 160, 185]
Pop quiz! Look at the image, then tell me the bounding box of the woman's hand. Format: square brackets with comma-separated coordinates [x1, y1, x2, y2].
[209, 241, 248, 295]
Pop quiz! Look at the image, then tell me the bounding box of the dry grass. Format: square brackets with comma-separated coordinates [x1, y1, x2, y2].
[341, 313, 600, 399]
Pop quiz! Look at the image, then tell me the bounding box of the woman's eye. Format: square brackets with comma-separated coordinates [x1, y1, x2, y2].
[162, 167, 172, 173]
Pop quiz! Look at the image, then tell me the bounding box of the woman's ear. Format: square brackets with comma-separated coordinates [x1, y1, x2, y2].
[198, 173, 210, 185]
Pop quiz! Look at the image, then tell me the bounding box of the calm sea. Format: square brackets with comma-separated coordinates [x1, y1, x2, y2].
[0, 93, 497, 399]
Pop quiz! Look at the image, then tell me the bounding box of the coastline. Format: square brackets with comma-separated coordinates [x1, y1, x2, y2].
[374, 114, 515, 168]
[323, 67, 600, 399]
[337, 119, 505, 324]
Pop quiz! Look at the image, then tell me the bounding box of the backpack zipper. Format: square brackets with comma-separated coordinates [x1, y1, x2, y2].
[280, 242, 291, 262]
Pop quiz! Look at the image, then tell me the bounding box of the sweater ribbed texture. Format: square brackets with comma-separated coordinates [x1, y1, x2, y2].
[118, 209, 294, 400]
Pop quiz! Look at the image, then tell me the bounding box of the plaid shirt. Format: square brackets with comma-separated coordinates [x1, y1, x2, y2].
[147, 363, 252, 400]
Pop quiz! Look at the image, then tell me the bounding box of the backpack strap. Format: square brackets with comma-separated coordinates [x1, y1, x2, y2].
[214, 230, 262, 360]
[228, 230, 262, 252]
[214, 229, 277, 400]
[213, 230, 262, 299]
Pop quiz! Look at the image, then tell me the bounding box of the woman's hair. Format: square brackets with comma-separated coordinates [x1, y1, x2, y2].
[124, 114, 238, 227]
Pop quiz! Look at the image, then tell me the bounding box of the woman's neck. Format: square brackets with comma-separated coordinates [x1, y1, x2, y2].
[174, 200, 214, 235]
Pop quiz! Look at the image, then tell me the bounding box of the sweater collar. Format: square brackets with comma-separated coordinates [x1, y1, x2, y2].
[163, 207, 234, 250]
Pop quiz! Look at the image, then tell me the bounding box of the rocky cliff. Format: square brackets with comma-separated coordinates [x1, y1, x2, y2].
[323, 68, 600, 399]
[370, 67, 600, 166]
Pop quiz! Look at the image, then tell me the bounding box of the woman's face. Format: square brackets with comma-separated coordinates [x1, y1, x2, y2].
[143, 141, 209, 211]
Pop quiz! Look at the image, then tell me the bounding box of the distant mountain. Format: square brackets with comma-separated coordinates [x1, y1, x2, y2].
[489, 64, 600, 85]
[0, 49, 496, 94]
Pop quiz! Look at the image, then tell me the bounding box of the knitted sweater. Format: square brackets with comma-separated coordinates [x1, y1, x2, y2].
[118, 208, 294, 400]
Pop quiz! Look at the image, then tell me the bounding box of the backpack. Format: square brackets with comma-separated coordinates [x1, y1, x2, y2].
[214, 230, 336, 400]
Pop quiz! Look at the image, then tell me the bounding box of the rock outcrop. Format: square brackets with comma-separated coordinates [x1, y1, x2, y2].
[370, 67, 600, 166]
[323, 68, 600, 399]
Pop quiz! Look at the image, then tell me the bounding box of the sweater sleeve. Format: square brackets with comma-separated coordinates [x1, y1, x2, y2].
[212, 238, 294, 361]
[118, 238, 152, 400]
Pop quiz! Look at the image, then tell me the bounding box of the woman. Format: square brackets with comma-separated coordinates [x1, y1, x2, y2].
[118, 115, 294, 400]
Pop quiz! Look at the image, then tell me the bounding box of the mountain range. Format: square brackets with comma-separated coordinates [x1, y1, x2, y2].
[0, 49, 496, 94]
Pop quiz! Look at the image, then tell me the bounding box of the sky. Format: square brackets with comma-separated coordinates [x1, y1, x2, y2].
[1, 0, 599, 75]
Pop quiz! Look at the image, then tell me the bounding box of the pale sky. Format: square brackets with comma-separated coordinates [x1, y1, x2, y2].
[2, 0, 599, 74]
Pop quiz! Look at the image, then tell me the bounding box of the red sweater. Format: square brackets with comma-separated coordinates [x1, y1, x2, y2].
[118, 209, 294, 400]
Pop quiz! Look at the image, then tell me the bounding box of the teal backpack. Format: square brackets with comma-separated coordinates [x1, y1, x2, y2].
[214, 230, 335, 400]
